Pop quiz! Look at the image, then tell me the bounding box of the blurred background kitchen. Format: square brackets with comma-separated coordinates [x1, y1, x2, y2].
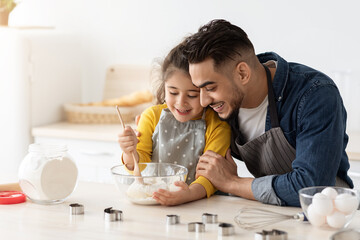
[1, 0, 359, 188]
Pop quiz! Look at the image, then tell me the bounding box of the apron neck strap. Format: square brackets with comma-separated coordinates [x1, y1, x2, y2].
[263, 65, 280, 128]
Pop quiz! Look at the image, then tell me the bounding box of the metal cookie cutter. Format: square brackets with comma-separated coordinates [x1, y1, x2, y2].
[69, 203, 84, 215]
[166, 214, 180, 225]
[330, 229, 360, 240]
[188, 222, 205, 232]
[202, 213, 218, 224]
[104, 207, 123, 222]
[218, 223, 234, 236]
[254, 229, 288, 240]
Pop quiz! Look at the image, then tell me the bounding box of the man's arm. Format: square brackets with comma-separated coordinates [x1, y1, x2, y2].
[271, 84, 348, 206]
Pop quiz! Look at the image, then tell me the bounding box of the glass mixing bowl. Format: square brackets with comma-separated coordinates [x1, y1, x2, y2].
[111, 163, 188, 205]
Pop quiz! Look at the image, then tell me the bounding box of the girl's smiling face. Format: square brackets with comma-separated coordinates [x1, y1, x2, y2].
[165, 71, 203, 122]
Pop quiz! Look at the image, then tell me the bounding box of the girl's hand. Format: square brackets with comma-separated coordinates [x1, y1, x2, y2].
[117, 126, 139, 154]
[152, 181, 192, 206]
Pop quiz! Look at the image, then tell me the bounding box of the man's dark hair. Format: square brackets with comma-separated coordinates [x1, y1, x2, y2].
[185, 19, 255, 69]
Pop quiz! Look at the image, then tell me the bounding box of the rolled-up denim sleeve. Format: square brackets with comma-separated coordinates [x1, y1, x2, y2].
[251, 175, 284, 205]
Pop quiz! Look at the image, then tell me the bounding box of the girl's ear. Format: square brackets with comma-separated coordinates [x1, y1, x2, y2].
[235, 62, 251, 86]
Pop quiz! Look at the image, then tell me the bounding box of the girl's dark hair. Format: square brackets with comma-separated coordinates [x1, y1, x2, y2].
[155, 42, 190, 104]
[185, 19, 255, 69]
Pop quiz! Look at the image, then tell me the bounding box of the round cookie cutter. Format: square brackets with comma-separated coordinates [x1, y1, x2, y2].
[202, 213, 218, 224]
[166, 214, 180, 225]
[254, 229, 288, 240]
[104, 207, 123, 222]
[188, 222, 205, 232]
[69, 203, 84, 215]
[218, 223, 235, 236]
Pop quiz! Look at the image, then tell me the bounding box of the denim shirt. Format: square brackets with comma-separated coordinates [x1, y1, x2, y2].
[230, 52, 353, 207]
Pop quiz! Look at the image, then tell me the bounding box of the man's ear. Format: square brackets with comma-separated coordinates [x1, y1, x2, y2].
[235, 62, 251, 86]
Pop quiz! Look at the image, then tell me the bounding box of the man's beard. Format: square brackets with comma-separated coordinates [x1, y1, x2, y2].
[218, 90, 244, 121]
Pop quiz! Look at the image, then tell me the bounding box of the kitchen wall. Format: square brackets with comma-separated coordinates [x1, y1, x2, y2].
[9, 0, 360, 131]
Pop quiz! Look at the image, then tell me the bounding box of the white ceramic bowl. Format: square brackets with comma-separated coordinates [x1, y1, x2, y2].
[111, 163, 188, 205]
[299, 186, 359, 229]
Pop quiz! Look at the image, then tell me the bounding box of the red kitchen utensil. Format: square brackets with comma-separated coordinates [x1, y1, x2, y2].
[0, 191, 26, 204]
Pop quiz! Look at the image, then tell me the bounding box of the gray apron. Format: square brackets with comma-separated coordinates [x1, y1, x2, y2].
[233, 65, 295, 177]
[152, 108, 206, 185]
[232, 65, 348, 187]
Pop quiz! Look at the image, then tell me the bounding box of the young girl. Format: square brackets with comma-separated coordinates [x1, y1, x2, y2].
[118, 42, 230, 206]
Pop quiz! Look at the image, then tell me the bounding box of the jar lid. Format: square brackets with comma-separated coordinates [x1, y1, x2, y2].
[0, 191, 26, 204]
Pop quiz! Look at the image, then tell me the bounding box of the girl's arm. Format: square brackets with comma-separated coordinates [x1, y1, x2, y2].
[152, 182, 206, 206]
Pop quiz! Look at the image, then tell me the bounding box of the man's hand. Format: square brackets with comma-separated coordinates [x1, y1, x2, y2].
[196, 149, 255, 200]
[195, 149, 238, 193]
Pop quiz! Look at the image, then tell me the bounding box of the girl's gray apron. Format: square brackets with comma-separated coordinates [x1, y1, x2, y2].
[152, 108, 206, 185]
[232, 65, 348, 187]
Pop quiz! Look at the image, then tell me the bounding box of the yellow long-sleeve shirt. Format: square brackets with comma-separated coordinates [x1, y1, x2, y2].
[135, 104, 231, 198]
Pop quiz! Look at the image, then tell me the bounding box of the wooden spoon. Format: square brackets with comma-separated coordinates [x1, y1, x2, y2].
[115, 106, 143, 181]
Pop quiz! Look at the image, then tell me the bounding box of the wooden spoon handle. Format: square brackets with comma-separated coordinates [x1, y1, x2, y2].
[116, 106, 126, 129]
[116, 106, 143, 180]
[131, 152, 141, 177]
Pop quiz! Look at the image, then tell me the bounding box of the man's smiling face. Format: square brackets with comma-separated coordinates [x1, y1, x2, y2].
[189, 58, 244, 120]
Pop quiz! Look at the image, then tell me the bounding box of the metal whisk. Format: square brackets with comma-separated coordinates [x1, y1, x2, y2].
[234, 207, 306, 230]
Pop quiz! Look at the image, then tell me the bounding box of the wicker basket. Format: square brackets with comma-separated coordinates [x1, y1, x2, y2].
[64, 65, 153, 124]
[64, 102, 152, 124]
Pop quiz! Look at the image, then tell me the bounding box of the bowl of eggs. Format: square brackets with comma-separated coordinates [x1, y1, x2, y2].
[299, 186, 359, 229]
[111, 163, 188, 205]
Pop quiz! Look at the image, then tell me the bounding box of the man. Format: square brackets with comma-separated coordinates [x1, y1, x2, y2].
[185, 19, 353, 206]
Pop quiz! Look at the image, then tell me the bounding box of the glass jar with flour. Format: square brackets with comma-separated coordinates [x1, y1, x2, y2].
[18, 143, 78, 204]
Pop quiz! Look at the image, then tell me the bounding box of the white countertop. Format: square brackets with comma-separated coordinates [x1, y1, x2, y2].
[1, 181, 359, 240]
[32, 122, 360, 161]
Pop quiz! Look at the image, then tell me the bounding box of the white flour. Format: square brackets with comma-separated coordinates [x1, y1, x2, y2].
[40, 157, 78, 200]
